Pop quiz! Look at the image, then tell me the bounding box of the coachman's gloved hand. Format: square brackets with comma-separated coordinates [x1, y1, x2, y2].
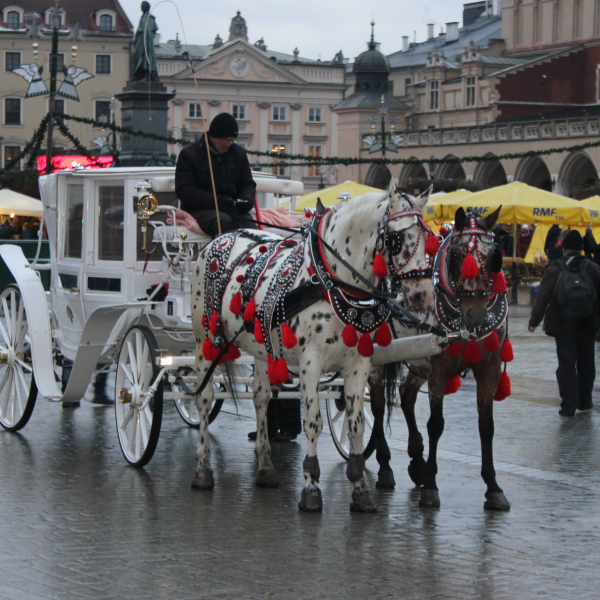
[232, 198, 253, 213]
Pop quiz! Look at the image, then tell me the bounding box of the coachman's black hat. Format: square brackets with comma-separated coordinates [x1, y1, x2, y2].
[208, 113, 239, 138]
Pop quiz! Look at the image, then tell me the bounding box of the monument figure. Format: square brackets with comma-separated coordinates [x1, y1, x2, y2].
[130, 1, 159, 82]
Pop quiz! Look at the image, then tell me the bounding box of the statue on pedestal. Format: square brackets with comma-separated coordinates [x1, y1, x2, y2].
[130, 1, 159, 82]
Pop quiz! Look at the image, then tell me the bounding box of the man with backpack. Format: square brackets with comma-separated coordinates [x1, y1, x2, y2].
[529, 230, 600, 416]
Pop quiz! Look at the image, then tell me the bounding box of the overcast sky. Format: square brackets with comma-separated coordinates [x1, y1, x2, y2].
[118, 0, 482, 62]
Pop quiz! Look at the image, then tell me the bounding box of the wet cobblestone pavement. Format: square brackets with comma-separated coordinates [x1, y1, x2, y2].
[1, 313, 600, 599]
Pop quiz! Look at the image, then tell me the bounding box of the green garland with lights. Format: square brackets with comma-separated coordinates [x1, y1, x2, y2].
[5, 115, 50, 170]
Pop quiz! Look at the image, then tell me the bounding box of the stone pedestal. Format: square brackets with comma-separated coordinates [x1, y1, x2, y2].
[115, 81, 175, 167]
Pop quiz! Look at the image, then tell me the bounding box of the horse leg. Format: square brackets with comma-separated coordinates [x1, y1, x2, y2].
[298, 362, 324, 512]
[344, 367, 378, 513]
[473, 361, 511, 511]
[192, 352, 216, 490]
[401, 367, 428, 486]
[366, 366, 395, 490]
[253, 361, 278, 488]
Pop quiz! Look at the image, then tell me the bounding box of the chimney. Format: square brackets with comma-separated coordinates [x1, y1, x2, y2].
[427, 23, 435, 40]
[446, 22, 459, 42]
[402, 36, 409, 51]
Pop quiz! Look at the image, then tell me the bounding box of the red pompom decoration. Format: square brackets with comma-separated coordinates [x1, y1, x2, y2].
[342, 323, 358, 347]
[259, 245, 267, 253]
[254, 319, 265, 344]
[268, 354, 277, 384]
[461, 253, 479, 280]
[282, 323, 298, 349]
[445, 375, 462, 395]
[463, 339, 482, 363]
[201, 313, 207, 329]
[373, 253, 388, 278]
[375, 322, 392, 347]
[425, 234, 440, 257]
[210, 311, 219, 336]
[202, 337, 214, 361]
[494, 371, 511, 401]
[227, 344, 241, 362]
[483, 330, 500, 352]
[236, 274, 244, 283]
[439, 226, 449, 236]
[491, 271, 507, 294]
[229, 291, 242, 315]
[243, 298, 256, 322]
[357, 333, 374, 357]
[445, 341, 463, 356]
[276, 357, 289, 384]
[500, 338, 514, 363]
[305, 211, 312, 219]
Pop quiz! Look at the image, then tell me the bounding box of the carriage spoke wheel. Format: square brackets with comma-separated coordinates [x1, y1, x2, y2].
[172, 369, 224, 428]
[0, 285, 37, 432]
[115, 326, 163, 467]
[325, 392, 374, 461]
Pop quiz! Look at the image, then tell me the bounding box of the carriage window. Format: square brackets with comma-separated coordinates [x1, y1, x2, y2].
[88, 277, 121, 292]
[98, 185, 124, 261]
[65, 184, 83, 258]
[58, 273, 77, 289]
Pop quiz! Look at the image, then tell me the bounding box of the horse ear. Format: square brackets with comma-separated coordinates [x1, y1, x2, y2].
[387, 177, 399, 196]
[413, 185, 433, 210]
[454, 207, 467, 230]
[484, 206, 502, 230]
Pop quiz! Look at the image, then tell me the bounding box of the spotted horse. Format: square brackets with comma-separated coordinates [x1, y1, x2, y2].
[190, 180, 435, 512]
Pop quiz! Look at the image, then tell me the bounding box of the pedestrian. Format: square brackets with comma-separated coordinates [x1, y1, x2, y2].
[584, 224, 600, 267]
[22, 223, 34, 240]
[492, 224, 507, 254]
[518, 224, 533, 258]
[528, 230, 600, 416]
[175, 112, 257, 238]
[545, 224, 563, 261]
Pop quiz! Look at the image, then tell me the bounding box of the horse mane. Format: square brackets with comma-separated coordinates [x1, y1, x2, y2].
[328, 192, 388, 242]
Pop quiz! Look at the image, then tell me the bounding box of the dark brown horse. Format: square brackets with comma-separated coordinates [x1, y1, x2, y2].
[367, 206, 512, 510]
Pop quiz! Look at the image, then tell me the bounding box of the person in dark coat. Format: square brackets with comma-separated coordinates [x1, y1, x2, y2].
[528, 230, 600, 416]
[584, 224, 600, 267]
[545, 224, 563, 261]
[175, 113, 257, 237]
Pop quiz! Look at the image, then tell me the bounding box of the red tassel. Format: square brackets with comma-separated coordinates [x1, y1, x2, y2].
[494, 371, 511, 401]
[210, 312, 219, 336]
[491, 271, 507, 294]
[276, 357, 289, 384]
[445, 341, 463, 356]
[267, 354, 277, 384]
[243, 298, 256, 322]
[445, 375, 462, 395]
[202, 337, 214, 361]
[254, 319, 265, 344]
[229, 291, 242, 315]
[236, 274, 244, 283]
[201, 313, 207, 329]
[463, 339, 482, 363]
[483, 330, 500, 352]
[373, 253, 388, 278]
[357, 333, 374, 357]
[282, 323, 298, 349]
[461, 253, 479, 280]
[500, 338, 514, 363]
[342, 323, 358, 347]
[439, 226, 449, 236]
[259, 245, 267, 253]
[305, 211, 312, 218]
[246, 256, 254, 265]
[425, 234, 440, 257]
[375, 322, 392, 347]
[227, 344, 241, 362]
[219, 352, 227, 365]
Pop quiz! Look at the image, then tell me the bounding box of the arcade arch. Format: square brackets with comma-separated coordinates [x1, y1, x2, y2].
[365, 164, 392, 190]
[435, 156, 467, 182]
[557, 151, 599, 198]
[399, 159, 427, 187]
[473, 156, 508, 188]
[514, 156, 552, 191]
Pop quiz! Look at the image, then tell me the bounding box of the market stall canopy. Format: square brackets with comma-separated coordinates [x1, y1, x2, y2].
[437, 182, 593, 225]
[0, 188, 43, 217]
[424, 190, 474, 221]
[290, 182, 383, 211]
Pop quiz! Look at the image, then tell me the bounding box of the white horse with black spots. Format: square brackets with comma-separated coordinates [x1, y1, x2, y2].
[190, 180, 431, 512]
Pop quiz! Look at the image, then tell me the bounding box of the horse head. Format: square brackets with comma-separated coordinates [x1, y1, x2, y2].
[449, 206, 501, 330]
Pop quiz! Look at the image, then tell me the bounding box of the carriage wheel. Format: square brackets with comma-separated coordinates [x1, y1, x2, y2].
[115, 326, 163, 467]
[325, 392, 374, 461]
[172, 368, 224, 428]
[0, 285, 37, 432]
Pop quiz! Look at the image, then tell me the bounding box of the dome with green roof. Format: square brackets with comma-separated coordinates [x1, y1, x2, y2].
[353, 23, 391, 75]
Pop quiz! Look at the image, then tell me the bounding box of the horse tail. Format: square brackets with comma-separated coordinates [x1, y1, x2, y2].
[383, 361, 404, 426]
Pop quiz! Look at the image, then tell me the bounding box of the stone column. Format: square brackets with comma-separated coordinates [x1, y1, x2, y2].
[290, 103, 302, 183]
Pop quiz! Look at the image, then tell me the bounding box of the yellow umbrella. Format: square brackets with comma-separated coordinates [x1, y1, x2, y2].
[291, 182, 383, 212]
[423, 190, 473, 221]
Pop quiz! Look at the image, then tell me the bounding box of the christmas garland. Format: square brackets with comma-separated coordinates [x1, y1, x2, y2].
[5, 115, 50, 170]
[55, 120, 106, 168]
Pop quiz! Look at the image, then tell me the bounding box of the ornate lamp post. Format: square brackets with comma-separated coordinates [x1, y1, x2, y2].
[363, 96, 404, 158]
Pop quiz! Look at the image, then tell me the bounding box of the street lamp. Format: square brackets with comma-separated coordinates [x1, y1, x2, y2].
[428, 155, 436, 180]
[110, 96, 118, 160]
[363, 96, 404, 157]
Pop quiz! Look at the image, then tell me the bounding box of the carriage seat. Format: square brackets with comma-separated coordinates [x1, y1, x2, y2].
[152, 225, 211, 245]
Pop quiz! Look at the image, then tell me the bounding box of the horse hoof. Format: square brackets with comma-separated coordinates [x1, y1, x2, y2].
[256, 469, 279, 488]
[419, 488, 440, 508]
[350, 490, 378, 513]
[62, 401, 80, 409]
[191, 469, 214, 490]
[298, 488, 323, 512]
[408, 462, 425, 487]
[484, 491, 511, 511]
[376, 469, 396, 490]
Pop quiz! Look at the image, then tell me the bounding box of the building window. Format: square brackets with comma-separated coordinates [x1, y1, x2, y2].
[232, 104, 246, 120]
[6, 11, 20, 28]
[5, 98, 21, 125]
[99, 14, 112, 31]
[4, 146, 21, 169]
[272, 106, 287, 121]
[96, 55, 111, 74]
[465, 77, 476, 107]
[429, 80, 439, 110]
[404, 78, 411, 93]
[272, 144, 287, 176]
[307, 145, 321, 177]
[188, 103, 202, 118]
[95, 100, 111, 123]
[6, 52, 20, 72]
[308, 108, 322, 123]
